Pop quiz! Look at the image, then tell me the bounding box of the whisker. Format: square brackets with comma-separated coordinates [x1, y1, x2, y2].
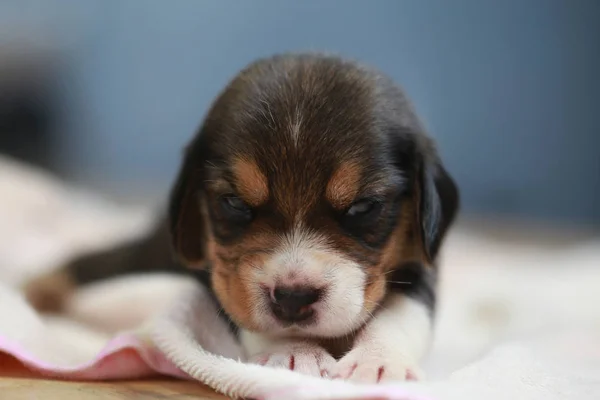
[362, 299, 379, 305]
[214, 307, 224, 321]
[364, 277, 413, 286]
[362, 300, 380, 312]
[372, 270, 397, 278]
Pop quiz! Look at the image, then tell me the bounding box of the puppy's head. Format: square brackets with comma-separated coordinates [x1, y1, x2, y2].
[169, 54, 458, 338]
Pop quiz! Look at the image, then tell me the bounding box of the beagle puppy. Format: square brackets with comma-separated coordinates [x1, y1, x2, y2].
[24, 53, 459, 383]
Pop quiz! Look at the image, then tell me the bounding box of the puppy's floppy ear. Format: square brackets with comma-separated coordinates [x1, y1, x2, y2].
[416, 151, 459, 263]
[168, 142, 207, 265]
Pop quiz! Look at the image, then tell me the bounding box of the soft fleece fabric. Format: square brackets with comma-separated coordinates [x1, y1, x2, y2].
[1, 155, 599, 399]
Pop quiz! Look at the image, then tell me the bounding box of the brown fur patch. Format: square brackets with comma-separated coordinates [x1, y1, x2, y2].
[208, 238, 258, 330]
[206, 231, 278, 330]
[22, 267, 76, 313]
[362, 201, 418, 313]
[232, 157, 269, 206]
[326, 162, 362, 209]
[211, 260, 260, 330]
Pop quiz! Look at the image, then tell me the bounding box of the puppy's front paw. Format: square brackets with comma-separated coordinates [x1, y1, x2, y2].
[331, 344, 423, 383]
[250, 341, 336, 378]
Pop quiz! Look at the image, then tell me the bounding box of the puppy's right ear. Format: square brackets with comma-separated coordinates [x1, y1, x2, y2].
[168, 142, 207, 265]
[416, 154, 459, 264]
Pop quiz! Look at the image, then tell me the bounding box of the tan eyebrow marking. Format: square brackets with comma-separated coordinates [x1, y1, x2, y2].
[232, 157, 269, 206]
[326, 162, 362, 209]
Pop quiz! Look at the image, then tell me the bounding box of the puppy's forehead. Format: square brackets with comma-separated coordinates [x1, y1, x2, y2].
[227, 60, 383, 175]
[213, 57, 380, 151]
[201, 56, 410, 220]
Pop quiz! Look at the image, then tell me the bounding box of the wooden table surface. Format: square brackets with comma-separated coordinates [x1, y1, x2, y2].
[0, 357, 229, 400]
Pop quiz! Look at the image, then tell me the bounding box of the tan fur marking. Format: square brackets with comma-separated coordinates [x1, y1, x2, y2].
[208, 238, 259, 330]
[326, 162, 362, 209]
[206, 231, 277, 331]
[22, 267, 76, 313]
[232, 158, 269, 206]
[362, 201, 418, 314]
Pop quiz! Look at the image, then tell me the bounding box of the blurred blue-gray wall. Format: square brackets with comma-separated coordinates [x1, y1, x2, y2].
[1, 0, 599, 225]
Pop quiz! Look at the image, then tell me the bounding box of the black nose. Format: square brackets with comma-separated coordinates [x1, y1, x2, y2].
[270, 287, 322, 323]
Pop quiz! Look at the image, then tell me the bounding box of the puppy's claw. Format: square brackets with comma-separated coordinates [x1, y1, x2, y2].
[250, 342, 336, 378]
[331, 346, 423, 383]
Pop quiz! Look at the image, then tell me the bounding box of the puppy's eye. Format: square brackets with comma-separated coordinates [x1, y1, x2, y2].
[222, 195, 247, 211]
[341, 198, 387, 247]
[219, 194, 252, 220]
[346, 199, 378, 217]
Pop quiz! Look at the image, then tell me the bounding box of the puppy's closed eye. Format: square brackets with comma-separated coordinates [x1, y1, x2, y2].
[219, 194, 253, 222]
[339, 198, 383, 233]
[345, 198, 381, 218]
[337, 193, 404, 250]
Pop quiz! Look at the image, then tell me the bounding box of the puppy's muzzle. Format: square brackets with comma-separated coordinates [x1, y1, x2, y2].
[269, 286, 323, 324]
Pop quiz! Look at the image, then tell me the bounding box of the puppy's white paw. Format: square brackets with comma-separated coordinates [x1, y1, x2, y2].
[331, 345, 423, 383]
[250, 341, 336, 378]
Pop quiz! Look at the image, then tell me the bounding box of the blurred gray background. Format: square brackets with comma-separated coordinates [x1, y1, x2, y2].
[1, 0, 598, 227]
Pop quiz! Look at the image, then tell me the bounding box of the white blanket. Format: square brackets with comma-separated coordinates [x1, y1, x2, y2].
[1, 155, 599, 399]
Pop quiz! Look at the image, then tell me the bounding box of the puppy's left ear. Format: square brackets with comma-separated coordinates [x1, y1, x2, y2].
[168, 141, 207, 265]
[416, 152, 459, 263]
